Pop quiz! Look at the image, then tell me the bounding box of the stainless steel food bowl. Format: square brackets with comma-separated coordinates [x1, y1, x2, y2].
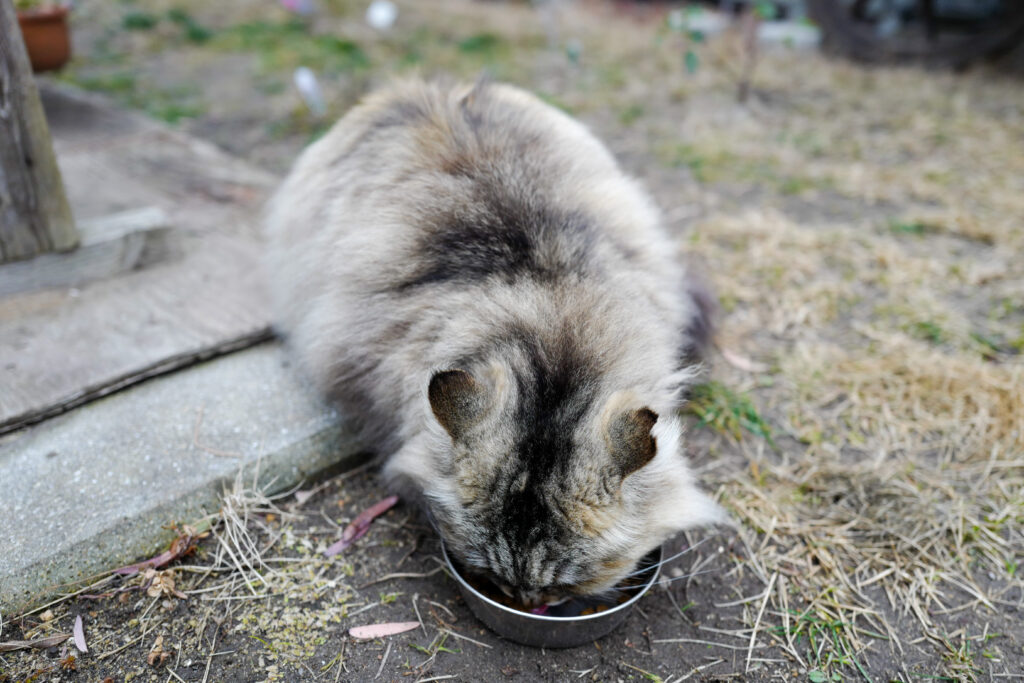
[441, 541, 662, 648]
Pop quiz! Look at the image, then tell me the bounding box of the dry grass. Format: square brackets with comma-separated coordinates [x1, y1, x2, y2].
[206, 466, 295, 594]
[684, 202, 1022, 677]
[664, 52, 1024, 674]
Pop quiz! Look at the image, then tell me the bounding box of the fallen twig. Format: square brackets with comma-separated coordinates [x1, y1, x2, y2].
[745, 572, 777, 673]
[375, 640, 393, 679]
[440, 628, 491, 649]
[357, 566, 444, 589]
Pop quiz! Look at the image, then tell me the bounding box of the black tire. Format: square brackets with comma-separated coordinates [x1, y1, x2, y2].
[806, 0, 1024, 68]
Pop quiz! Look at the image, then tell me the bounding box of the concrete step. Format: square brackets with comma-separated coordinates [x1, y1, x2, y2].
[0, 343, 361, 614]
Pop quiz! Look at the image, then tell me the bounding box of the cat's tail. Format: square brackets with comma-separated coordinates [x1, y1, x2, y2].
[679, 266, 718, 366]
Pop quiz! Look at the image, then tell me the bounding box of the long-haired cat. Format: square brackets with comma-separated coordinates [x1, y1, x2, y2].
[265, 78, 722, 605]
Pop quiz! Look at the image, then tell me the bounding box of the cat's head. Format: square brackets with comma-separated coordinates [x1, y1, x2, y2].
[386, 357, 724, 606]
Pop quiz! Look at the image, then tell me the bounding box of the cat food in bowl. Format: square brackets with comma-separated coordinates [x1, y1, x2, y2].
[441, 541, 662, 648]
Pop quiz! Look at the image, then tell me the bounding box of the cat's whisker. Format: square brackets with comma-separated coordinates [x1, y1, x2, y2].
[590, 586, 626, 601]
[621, 537, 713, 579]
[422, 506, 443, 536]
[613, 567, 718, 591]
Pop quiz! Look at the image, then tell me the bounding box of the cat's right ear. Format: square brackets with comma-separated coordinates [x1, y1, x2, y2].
[428, 370, 487, 441]
[608, 407, 659, 479]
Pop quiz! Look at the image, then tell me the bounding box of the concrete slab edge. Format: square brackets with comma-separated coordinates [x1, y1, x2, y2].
[1, 424, 370, 616]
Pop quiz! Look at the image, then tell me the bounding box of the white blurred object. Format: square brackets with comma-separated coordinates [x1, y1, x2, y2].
[673, 7, 820, 50]
[366, 0, 398, 30]
[683, 9, 730, 36]
[293, 67, 327, 118]
[280, 0, 317, 15]
[757, 21, 820, 48]
[667, 9, 686, 32]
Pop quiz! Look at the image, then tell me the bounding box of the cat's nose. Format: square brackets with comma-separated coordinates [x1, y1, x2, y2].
[513, 588, 543, 607]
[514, 586, 566, 608]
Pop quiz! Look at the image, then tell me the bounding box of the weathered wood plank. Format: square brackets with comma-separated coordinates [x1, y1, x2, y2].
[0, 207, 171, 296]
[0, 0, 76, 263]
[0, 84, 279, 433]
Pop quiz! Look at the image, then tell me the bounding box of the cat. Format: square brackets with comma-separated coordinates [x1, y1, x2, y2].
[265, 78, 723, 606]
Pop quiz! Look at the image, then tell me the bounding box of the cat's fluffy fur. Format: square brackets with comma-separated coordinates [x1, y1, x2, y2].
[265, 79, 722, 604]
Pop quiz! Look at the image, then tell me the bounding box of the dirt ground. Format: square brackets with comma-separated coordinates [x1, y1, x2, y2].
[3, 0, 1023, 681]
[0, 468, 775, 682]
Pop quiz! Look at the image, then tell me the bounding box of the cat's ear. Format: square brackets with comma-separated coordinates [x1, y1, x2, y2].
[428, 369, 488, 441]
[608, 407, 659, 479]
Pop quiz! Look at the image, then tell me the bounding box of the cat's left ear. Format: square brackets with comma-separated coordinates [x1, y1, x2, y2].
[607, 407, 659, 479]
[428, 369, 488, 441]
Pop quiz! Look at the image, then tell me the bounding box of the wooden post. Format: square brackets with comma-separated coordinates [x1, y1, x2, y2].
[0, 0, 76, 264]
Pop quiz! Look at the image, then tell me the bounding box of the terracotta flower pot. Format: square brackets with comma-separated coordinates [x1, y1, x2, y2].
[17, 6, 71, 73]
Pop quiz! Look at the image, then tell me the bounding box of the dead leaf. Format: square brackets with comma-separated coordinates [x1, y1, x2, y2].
[112, 526, 200, 575]
[0, 634, 70, 652]
[142, 569, 187, 600]
[73, 615, 87, 653]
[720, 347, 769, 373]
[325, 495, 399, 557]
[147, 635, 171, 667]
[348, 621, 420, 640]
[148, 649, 169, 666]
[113, 549, 177, 576]
[294, 489, 315, 505]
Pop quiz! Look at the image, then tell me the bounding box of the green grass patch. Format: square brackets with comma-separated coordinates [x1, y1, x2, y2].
[214, 19, 369, 73]
[659, 143, 710, 181]
[121, 11, 160, 31]
[536, 91, 575, 114]
[167, 8, 214, 44]
[938, 632, 983, 681]
[65, 70, 138, 97]
[408, 631, 460, 659]
[452, 31, 523, 73]
[909, 320, 945, 345]
[618, 103, 645, 126]
[771, 610, 876, 680]
[687, 381, 774, 444]
[780, 175, 820, 195]
[969, 331, 1003, 358]
[889, 219, 941, 236]
[658, 142, 823, 193]
[457, 32, 503, 55]
[621, 663, 664, 682]
[62, 70, 204, 124]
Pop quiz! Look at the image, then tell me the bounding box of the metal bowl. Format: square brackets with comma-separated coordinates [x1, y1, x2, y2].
[441, 541, 662, 648]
